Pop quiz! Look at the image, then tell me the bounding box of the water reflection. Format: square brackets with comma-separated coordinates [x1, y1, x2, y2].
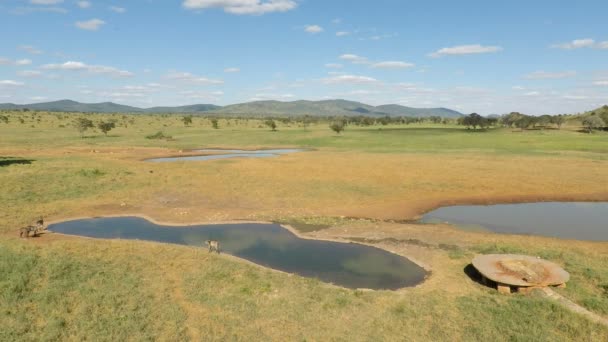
[48, 217, 427, 290]
[421, 202, 608, 241]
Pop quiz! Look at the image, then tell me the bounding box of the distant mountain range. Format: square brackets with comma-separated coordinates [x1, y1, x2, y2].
[0, 99, 463, 118]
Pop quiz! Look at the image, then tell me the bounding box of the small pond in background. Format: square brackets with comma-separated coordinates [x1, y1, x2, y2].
[146, 148, 305, 162]
[48, 217, 427, 290]
[420, 202, 608, 241]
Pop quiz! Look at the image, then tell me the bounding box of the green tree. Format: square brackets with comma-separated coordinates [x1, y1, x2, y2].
[461, 113, 485, 130]
[551, 115, 566, 129]
[182, 115, 193, 126]
[329, 120, 345, 134]
[264, 119, 277, 131]
[0, 115, 8, 124]
[97, 121, 116, 136]
[74, 118, 94, 137]
[582, 116, 605, 132]
[211, 118, 219, 129]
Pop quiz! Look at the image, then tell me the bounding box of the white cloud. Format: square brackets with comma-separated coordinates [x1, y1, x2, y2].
[339, 54, 369, 64]
[182, 0, 297, 15]
[305, 25, 323, 34]
[16, 59, 32, 66]
[0, 58, 33, 66]
[30, 0, 63, 4]
[325, 63, 343, 69]
[371, 61, 415, 69]
[18, 70, 43, 78]
[524, 71, 577, 80]
[562, 95, 589, 100]
[76, 1, 91, 9]
[109, 6, 126, 13]
[593, 80, 608, 86]
[429, 44, 503, 58]
[75, 18, 105, 31]
[597, 41, 608, 49]
[551, 38, 595, 49]
[322, 75, 379, 85]
[11, 6, 68, 14]
[523, 91, 540, 96]
[249, 93, 295, 101]
[166, 71, 224, 85]
[42, 61, 134, 77]
[512, 86, 525, 90]
[336, 31, 350, 37]
[331, 18, 342, 24]
[0, 80, 25, 87]
[224, 67, 240, 73]
[18, 45, 43, 55]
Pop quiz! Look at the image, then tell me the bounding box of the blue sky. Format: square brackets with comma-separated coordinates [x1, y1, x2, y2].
[1, 0, 607, 114]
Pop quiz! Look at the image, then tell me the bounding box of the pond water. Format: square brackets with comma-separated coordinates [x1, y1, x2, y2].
[420, 202, 608, 241]
[48, 217, 427, 290]
[146, 148, 305, 162]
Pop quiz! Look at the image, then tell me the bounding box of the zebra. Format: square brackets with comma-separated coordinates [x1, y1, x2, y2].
[205, 240, 220, 254]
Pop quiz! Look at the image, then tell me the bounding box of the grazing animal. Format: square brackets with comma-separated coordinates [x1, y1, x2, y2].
[19, 225, 38, 238]
[205, 240, 220, 254]
[35, 216, 44, 230]
[19, 217, 45, 238]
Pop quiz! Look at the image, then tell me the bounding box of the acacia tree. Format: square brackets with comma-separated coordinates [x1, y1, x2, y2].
[0, 115, 8, 124]
[582, 116, 605, 132]
[74, 118, 94, 137]
[329, 120, 345, 134]
[211, 118, 219, 129]
[551, 115, 566, 129]
[182, 115, 193, 126]
[97, 121, 116, 136]
[264, 119, 277, 131]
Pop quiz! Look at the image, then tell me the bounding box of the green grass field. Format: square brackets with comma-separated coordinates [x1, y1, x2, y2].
[1, 111, 607, 341]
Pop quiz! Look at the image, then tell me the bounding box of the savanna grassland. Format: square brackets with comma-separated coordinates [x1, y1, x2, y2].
[1, 111, 608, 341]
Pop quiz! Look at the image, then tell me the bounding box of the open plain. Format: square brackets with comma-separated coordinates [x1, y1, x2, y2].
[1, 113, 608, 341]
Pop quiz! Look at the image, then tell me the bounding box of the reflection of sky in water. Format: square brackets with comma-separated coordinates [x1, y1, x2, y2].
[421, 202, 608, 241]
[48, 217, 426, 290]
[147, 149, 305, 162]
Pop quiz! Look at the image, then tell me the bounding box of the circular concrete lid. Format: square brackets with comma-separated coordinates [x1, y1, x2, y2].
[472, 254, 570, 287]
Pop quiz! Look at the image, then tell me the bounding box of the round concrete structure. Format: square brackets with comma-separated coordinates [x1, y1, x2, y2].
[472, 254, 570, 293]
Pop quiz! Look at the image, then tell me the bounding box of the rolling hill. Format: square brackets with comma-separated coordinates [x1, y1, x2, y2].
[0, 99, 464, 118]
[212, 99, 463, 118]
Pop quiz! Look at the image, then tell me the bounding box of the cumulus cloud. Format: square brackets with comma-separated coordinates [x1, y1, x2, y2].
[224, 67, 240, 73]
[523, 71, 577, 80]
[371, 61, 415, 69]
[16, 59, 32, 66]
[339, 54, 369, 64]
[41, 61, 134, 77]
[182, 0, 297, 15]
[18, 70, 43, 77]
[429, 44, 503, 58]
[593, 80, 608, 86]
[166, 71, 224, 85]
[597, 41, 608, 49]
[0, 80, 25, 87]
[304, 25, 323, 34]
[75, 18, 105, 30]
[19, 45, 43, 55]
[76, 1, 91, 9]
[0, 58, 33, 66]
[322, 75, 379, 85]
[109, 6, 126, 13]
[336, 31, 350, 37]
[30, 0, 63, 4]
[551, 38, 595, 49]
